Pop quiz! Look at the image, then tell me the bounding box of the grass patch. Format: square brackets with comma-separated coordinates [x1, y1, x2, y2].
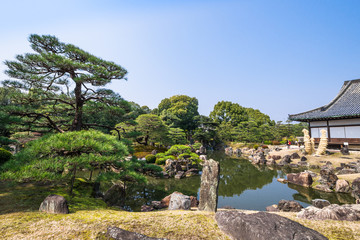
[1, 181, 360, 239]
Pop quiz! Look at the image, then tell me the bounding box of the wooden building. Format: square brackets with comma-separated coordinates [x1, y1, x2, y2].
[289, 79, 360, 148]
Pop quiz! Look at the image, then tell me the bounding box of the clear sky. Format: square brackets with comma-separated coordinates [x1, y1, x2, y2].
[1, 0, 360, 122]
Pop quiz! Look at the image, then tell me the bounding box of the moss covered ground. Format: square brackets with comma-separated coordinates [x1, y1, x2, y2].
[1, 181, 360, 239]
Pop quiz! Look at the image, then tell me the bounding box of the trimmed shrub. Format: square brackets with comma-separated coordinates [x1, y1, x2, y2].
[263, 140, 272, 145]
[145, 154, 156, 163]
[178, 152, 201, 165]
[155, 155, 175, 166]
[0, 148, 12, 165]
[165, 145, 192, 156]
[261, 145, 269, 149]
[155, 158, 167, 165]
[133, 152, 149, 159]
[253, 144, 259, 150]
[192, 142, 202, 151]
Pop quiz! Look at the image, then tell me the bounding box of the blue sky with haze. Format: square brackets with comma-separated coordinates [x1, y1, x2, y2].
[1, 0, 360, 121]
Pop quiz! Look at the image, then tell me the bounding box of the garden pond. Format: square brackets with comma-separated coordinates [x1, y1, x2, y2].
[100, 152, 356, 211]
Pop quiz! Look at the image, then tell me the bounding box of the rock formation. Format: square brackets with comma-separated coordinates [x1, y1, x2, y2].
[215, 210, 327, 240]
[198, 159, 220, 212]
[297, 204, 360, 221]
[105, 226, 167, 240]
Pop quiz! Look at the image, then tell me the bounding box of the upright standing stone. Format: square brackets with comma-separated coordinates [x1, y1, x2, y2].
[198, 159, 220, 212]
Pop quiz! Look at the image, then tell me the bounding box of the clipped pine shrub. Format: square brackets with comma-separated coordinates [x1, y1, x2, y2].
[145, 154, 156, 163]
[165, 145, 192, 156]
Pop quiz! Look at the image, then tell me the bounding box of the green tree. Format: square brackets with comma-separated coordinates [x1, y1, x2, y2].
[157, 95, 199, 136]
[193, 115, 220, 147]
[168, 128, 188, 145]
[3, 34, 127, 132]
[209, 101, 248, 126]
[134, 114, 169, 146]
[0, 88, 20, 149]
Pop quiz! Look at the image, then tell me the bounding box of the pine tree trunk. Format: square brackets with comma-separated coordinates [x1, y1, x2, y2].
[72, 82, 84, 131]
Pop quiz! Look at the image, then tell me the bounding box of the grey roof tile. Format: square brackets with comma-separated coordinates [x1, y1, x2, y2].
[289, 79, 360, 121]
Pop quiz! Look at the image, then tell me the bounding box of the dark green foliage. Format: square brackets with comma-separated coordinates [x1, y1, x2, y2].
[155, 153, 175, 165]
[193, 115, 220, 147]
[157, 95, 199, 136]
[210, 101, 248, 126]
[0, 148, 12, 165]
[165, 145, 192, 156]
[3, 34, 127, 132]
[145, 154, 156, 163]
[178, 152, 201, 165]
[0, 130, 128, 183]
[155, 158, 167, 165]
[168, 127, 188, 145]
[192, 142, 202, 150]
[115, 114, 169, 146]
[0, 87, 20, 149]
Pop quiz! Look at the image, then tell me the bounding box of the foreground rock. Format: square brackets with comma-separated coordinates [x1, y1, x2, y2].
[104, 184, 125, 207]
[39, 194, 69, 214]
[320, 167, 338, 189]
[297, 204, 360, 221]
[335, 179, 351, 193]
[277, 200, 303, 212]
[198, 159, 220, 212]
[311, 199, 330, 209]
[168, 192, 191, 210]
[215, 210, 327, 240]
[286, 172, 313, 187]
[160, 192, 198, 208]
[106, 226, 167, 240]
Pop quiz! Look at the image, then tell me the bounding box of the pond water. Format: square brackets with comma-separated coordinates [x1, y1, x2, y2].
[103, 152, 355, 211]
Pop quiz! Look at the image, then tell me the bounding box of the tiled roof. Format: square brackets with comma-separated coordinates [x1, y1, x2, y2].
[289, 79, 360, 121]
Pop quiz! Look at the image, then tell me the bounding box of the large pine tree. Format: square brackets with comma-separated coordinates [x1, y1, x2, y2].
[3, 34, 127, 132]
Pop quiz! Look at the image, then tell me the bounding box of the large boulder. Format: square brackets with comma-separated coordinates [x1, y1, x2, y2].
[168, 192, 191, 210]
[39, 194, 69, 214]
[320, 167, 338, 189]
[104, 184, 126, 207]
[290, 152, 300, 159]
[286, 172, 313, 187]
[198, 159, 220, 212]
[297, 204, 360, 221]
[277, 200, 303, 212]
[215, 210, 327, 240]
[351, 177, 360, 201]
[335, 179, 351, 193]
[106, 226, 167, 240]
[311, 199, 330, 209]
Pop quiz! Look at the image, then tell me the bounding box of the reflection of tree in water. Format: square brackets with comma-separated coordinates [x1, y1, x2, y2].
[210, 152, 279, 197]
[288, 183, 355, 205]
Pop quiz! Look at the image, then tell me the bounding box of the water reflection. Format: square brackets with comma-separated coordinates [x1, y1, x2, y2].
[102, 152, 355, 211]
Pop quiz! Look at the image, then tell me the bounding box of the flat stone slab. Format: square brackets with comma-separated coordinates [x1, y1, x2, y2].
[215, 210, 327, 240]
[106, 227, 167, 240]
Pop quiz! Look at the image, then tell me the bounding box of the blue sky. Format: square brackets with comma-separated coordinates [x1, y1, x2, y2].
[1, 0, 360, 121]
